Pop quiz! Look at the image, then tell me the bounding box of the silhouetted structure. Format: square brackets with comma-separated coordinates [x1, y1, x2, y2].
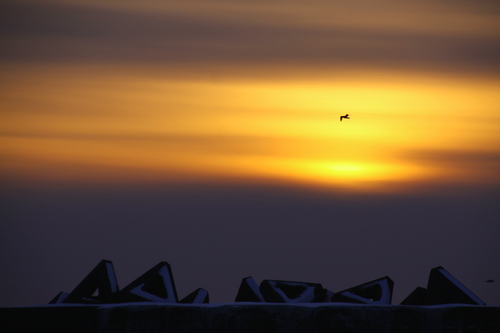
[49, 260, 210, 305]
[400, 287, 427, 306]
[48, 291, 69, 304]
[5, 262, 496, 332]
[57, 260, 119, 304]
[49, 261, 486, 307]
[399, 266, 485, 306]
[119, 261, 178, 303]
[259, 280, 326, 303]
[179, 288, 209, 304]
[330, 276, 394, 305]
[425, 266, 485, 305]
[235, 277, 265, 302]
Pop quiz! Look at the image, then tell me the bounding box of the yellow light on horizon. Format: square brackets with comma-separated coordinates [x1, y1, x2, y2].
[328, 164, 364, 173]
[1, 64, 499, 191]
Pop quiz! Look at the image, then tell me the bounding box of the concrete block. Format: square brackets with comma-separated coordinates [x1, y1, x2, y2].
[400, 287, 427, 305]
[425, 266, 485, 305]
[49, 292, 69, 304]
[235, 276, 265, 302]
[260, 280, 326, 303]
[63, 260, 119, 304]
[180, 288, 209, 304]
[331, 276, 394, 305]
[119, 261, 178, 303]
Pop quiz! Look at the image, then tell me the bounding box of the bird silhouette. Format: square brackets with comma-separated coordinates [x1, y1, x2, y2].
[486, 279, 495, 283]
[340, 114, 350, 121]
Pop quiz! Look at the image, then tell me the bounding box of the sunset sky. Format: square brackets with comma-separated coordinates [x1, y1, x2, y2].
[1, 0, 499, 306]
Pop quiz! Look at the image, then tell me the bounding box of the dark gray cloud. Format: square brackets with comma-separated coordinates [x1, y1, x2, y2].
[1, 1, 499, 73]
[0, 132, 285, 158]
[403, 149, 500, 184]
[406, 149, 500, 167]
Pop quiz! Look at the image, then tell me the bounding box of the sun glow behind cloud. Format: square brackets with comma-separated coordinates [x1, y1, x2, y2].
[1, 64, 499, 192]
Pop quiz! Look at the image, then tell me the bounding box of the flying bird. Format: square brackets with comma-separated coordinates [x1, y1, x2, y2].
[486, 279, 495, 283]
[340, 114, 350, 121]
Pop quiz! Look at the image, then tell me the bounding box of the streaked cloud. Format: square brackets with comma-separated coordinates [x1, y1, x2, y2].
[1, 1, 499, 74]
[1, 63, 498, 191]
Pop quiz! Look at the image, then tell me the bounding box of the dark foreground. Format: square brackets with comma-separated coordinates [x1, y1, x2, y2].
[1, 303, 499, 333]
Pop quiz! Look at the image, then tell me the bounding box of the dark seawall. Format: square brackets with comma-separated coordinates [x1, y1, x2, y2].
[2, 303, 499, 333]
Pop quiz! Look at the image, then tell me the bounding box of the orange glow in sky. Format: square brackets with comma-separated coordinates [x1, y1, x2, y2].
[1, 64, 499, 192]
[1, 0, 499, 193]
